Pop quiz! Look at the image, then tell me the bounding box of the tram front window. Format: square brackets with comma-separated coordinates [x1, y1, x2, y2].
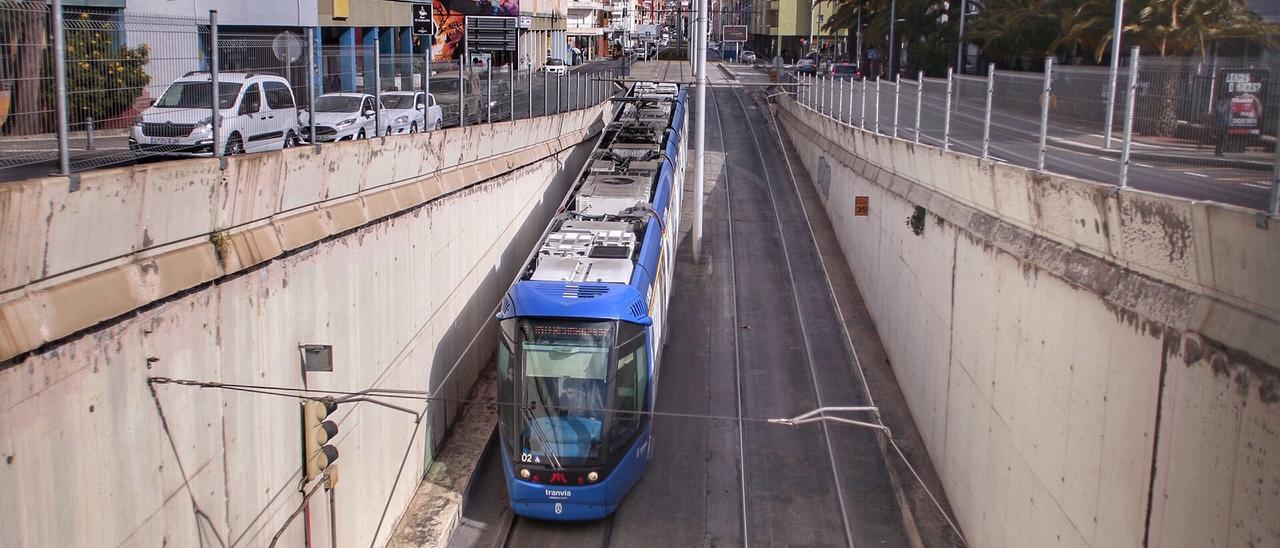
[518, 320, 613, 466]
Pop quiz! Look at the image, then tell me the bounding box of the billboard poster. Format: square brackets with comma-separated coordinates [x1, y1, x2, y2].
[1218, 69, 1267, 136]
[722, 25, 747, 43]
[432, 0, 518, 61]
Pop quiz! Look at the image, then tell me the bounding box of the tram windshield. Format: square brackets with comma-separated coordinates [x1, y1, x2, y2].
[518, 320, 613, 466]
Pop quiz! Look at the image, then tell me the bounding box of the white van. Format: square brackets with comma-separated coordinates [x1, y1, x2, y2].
[129, 72, 301, 156]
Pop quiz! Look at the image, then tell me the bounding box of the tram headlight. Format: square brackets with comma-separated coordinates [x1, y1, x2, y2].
[519, 468, 531, 480]
[587, 471, 599, 482]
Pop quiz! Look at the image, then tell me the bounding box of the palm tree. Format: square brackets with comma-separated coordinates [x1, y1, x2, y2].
[1057, 0, 1277, 134]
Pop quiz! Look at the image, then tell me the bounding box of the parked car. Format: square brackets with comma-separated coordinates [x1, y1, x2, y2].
[129, 71, 301, 156]
[741, 50, 757, 63]
[543, 58, 568, 75]
[381, 91, 444, 133]
[796, 58, 818, 74]
[302, 93, 385, 142]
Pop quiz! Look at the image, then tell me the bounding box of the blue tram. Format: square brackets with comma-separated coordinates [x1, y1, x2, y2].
[495, 82, 688, 521]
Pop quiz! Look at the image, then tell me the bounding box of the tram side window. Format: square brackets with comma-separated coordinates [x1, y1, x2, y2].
[498, 339, 515, 456]
[610, 325, 648, 454]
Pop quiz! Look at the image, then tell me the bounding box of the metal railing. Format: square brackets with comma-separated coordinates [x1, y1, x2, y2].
[0, 1, 621, 180]
[793, 52, 1280, 215]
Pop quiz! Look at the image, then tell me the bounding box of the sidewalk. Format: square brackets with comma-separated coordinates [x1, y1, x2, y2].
[1048, 128, 1273, 172]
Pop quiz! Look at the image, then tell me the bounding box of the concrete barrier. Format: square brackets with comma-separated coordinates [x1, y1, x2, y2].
[0, 106, 608, 546]
[776, 97, 1279, 548]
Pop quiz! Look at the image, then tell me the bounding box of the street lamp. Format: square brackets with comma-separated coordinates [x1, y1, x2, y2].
[888, 0, 897, 79]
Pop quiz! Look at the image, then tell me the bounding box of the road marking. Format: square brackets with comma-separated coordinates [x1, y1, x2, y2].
[1243, 182, 1270, 189]
[1184, 171, 1209, 178]
[1134, 162, 1154, 168]
[1098, 156, 1115, 161]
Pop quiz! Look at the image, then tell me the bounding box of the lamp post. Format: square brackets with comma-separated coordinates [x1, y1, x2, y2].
[956, 0, 967, 74]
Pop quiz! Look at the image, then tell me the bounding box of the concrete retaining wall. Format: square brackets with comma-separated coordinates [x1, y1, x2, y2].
[776, 97, 1279, 547]
[0, 106, 607, 546]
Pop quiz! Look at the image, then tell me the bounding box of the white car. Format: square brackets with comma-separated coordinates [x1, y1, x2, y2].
[130, 72, 301, 156]
[543, 58, 568, 75]
[302, 93, 386, 142]
[381, 91, 444, 134]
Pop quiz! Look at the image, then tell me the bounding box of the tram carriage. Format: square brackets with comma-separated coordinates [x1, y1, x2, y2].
[495, 81, 688, 520]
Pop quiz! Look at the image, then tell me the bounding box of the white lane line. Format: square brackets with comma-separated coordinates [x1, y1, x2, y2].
[1243, 182, 1271, 189]
[1184, 171, 1210, 178]
[1134, 162, 1154, 168]
[1098, 156, 1115, 161]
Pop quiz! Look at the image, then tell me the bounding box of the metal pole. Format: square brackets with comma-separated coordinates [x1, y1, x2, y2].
[486, 61, 492, 123]
[956, 0, 967, 74]
[914, 70, 923, 143]
[210, 10, 222, 159]
[943, 68, 953, 150]
[307, 28, 317, 143]
[888, 0, 897, 78]
[543, 69, 548, 116]
[557, 71, 562, 113]
[528, 59, 533, 119]
[860, 77, 866, 128]
[893, 77, 900, 136]
[85, 117, 94, 150]
[1103, 0, 1124, 149]
[424, 27, 432, 106]
[53, 0, 69, 175]
[460, 37, 467, 127]
[874, 77, 881, 133]
[375, 37, 383, 137]
[1270, 136, 1280, 215]
[1038, 56, 1053, 171]
[694, 0, 707, 260]
[981, 63, 993, 159]
[1119, 46, 1139, 188]
[847, 78, 855, 124]
[838, 78, 845, 121]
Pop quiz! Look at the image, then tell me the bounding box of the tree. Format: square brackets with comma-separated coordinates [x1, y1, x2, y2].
[52, 13, 150, 131]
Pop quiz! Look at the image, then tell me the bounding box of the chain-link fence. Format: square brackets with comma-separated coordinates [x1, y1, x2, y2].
[0, 2, 619, 181]
[792, 54, 1279, 213]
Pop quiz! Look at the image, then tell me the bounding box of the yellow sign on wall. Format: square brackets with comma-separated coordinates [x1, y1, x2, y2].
[333, 0, 349, 19]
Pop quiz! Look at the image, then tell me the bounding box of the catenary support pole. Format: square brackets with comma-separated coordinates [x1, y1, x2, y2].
[981, 63, 993, 159]
[210, 10, 222, 159]
[694, 0, 707, 260]
[1038, 56, 1053, 171]
[943, 68, 953, 150]
[1119, 46, 1140, 188]
[53, 0, 69, 175]
[1104, 0, 1124, 150]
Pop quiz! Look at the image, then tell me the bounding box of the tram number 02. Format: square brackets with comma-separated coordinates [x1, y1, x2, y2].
[521, 452, 534, 463]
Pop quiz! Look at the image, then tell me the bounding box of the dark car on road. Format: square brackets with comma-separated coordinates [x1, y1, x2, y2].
[796, 58, 818, 74]
[830, 63, 863, 80]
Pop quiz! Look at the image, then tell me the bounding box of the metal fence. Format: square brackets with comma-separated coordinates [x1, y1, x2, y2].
[0, 1, 621, 180]
[794, 52, 1280, 215]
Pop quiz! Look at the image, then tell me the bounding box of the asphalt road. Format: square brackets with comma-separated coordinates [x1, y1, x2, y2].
[453, 83, 914, 547]
[803, 74, 1273, 210]
[0, 58, 628, 184]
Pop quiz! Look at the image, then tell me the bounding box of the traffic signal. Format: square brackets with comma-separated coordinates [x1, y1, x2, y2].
[302, 399, 339, 482]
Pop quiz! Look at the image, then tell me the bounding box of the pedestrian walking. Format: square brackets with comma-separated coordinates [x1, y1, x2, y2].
[1213, 99, 1231, 156]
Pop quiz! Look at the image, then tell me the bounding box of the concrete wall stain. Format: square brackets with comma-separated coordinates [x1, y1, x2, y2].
[1123, 198, 1191, 264]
